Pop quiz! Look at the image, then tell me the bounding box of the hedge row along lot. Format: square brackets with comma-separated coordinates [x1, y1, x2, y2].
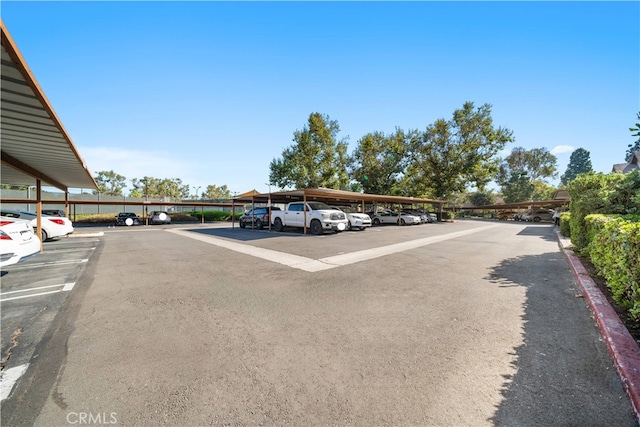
[565, 171, 640, 323]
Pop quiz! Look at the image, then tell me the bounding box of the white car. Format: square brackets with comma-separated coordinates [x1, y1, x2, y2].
[0, 210, 74, 241]
[0, 216, 41, 267]
[371, 210, 421, 226]
[338, 207, 372, 231]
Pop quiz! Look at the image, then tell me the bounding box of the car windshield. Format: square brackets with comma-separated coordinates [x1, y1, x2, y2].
[307, 202, 333, 210]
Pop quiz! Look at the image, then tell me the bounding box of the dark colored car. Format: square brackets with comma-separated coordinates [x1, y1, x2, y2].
[115, 212, 141, 226]
[149, 211, 171, 225]
[239, 207, 280, 229]
[42, 209, 66, 217]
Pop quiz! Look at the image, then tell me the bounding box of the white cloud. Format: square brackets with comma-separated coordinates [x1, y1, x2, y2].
[551, 145, 575, 155]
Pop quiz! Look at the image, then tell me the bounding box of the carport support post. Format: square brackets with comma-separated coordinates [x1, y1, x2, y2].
[231, 201, 235, 228]
[251, 197, 255, 230]
[201, 206, 204, 224]
[65, 191, 70, 219]
[36, 180, 42, 251]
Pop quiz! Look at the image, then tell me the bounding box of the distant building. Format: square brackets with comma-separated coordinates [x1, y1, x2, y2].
[612, 151, 640, 173]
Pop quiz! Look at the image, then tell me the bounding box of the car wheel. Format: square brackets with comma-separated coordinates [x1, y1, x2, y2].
[398, 219, 406, 226]
[239, 220, 246, 229]
[347, 221, 353, 231]
[373, 218, 381, 226]
[255, 219, 263, 230]
[38, 228, 49, 241]
[310, 219, 323, 235]
[359, 226, 366, 231]
[533, 217, 541, 222]
[274, 218, 283, 232]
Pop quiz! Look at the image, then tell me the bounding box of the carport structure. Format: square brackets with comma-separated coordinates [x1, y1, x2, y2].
[0, 20, 98, 247]
[232, 187, 445, 234]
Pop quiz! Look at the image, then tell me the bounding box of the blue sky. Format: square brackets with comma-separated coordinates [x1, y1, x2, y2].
[3, 1, 639, 196]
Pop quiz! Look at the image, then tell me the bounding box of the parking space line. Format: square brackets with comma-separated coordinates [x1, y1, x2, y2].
[6, 259, 88, 270]
[0, 282, 75, 302]
[166, 229, 334, 272]
[167, 224, 499, 272]
[0, 363, 29, 401]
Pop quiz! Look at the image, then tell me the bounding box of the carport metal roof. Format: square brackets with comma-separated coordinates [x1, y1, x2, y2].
[1, 20, 97, 191]
[233, 187, 445, 207]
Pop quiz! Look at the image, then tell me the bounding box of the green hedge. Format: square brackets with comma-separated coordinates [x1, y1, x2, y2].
[567, 171, 640, 250]
[191, 210, 242, 222]
[585, 214, 640, 320]
[559, 212, 571, 237]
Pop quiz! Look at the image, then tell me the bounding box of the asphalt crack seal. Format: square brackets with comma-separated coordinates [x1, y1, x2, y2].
[0, 328, 24, 371]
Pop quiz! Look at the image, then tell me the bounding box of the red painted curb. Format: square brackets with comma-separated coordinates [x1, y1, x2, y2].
[560, 243, 640, 424]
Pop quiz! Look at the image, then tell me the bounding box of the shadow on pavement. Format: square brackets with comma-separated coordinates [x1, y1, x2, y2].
[185, 227, 308, 242]
[485, 252, 637, 426]
[516, 225, 558, 243]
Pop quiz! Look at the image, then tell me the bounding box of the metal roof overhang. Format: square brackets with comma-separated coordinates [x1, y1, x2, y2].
[233, 187, 445, 207]
[1, 20, 97, 192]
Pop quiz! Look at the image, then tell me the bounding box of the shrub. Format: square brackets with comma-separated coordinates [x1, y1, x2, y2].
[191, 210, 242, 222]
[559, 212, 571, 237]
[567, 171, 640, 250]
[585, 214, 640, 320]
[441, 211, 455, 220]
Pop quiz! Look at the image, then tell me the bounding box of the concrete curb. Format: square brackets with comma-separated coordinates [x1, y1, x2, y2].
[556, 230, 640, 423]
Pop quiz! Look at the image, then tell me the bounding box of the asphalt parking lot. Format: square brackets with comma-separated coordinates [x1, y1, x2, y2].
[1, 220, 637, 426]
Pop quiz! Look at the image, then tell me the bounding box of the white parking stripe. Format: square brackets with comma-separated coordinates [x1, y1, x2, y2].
[166, 229, 334, 272]
[167, 224, 499, 272]
[0, 282, 76, 302]
[7, 259, 88, 270]
[0, 363, 29, 401]
[319, 225, 499, 267]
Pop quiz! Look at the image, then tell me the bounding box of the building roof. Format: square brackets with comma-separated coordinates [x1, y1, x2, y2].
[612, 151, 640, 174]
[233, 187, 445, 206]
[1, 20, 97, 191]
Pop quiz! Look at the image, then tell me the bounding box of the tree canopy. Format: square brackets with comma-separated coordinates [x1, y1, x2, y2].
[94, 170, 126, 196]
[497, 147, 558, 202]
[129, 176, 190, 199]
[203, 184, 231, 200]
[560, 148, 593, 185]
[269, 113, 350, 190]
[627, 112, 640, 161]
[407, 102, 514, 199]
[348, 128, 411, 195]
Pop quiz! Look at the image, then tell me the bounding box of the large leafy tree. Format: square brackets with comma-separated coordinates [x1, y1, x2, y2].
[469, 191, 495, 207]
[129, 176, 190, 199]
[93, 170, 126, 196]
[627, 112, 640, 161]
[560, 148, 593, 185]
[269, 113, 349, 190]
[407, 102, 514, 199]
[497, 147, 558, 202]
[203, 184, 231, 200]
[348, 128, 412, 194]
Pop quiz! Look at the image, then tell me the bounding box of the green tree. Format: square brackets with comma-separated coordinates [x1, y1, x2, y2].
[501, 172, 534, 203]
[531, 180, 557, 201]
[627, 112, 640, 161]
[204, 184, 231, 200]
[94, 170, 126, 196]
[348, 128, 412, 194]
[129, 177, 189, 199]
[497, 147, 557, 202]
[469, 191, 495, 206]
[407, 102, 514, 199]
[561, 148, 593, 185]
[269, 113, 349, 190]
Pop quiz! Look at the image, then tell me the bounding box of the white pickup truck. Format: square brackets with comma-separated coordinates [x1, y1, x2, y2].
[271, 201, 348, 235]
